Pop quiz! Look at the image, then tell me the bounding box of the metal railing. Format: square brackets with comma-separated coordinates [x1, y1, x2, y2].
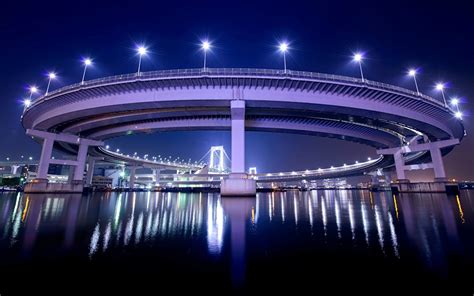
[24, 68, 448, 112]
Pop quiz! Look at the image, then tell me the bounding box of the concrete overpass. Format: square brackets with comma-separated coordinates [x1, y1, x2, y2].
[21, 68, 466, 194]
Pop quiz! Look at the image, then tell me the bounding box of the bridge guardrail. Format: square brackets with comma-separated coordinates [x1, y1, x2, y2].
[24, 68, 447, 112]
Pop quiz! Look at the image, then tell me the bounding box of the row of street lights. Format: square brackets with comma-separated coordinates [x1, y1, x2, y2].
[22, 40, 465, 119]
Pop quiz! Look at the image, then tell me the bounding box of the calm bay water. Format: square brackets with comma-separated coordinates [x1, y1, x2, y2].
[0, 190, 473, 295]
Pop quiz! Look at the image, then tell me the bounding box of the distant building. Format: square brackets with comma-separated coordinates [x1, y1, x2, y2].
[91, 176, 113, 188]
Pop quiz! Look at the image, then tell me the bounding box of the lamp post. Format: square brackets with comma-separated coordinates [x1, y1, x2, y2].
[201, 41, 211, 71]
[28, 86, 38, 100]
[23, 99, 31, 108]
[279, 42, 289, 73]
[451, 98, 463, 119]
[408, 69, 420, 95]
[45, 72, 56, 95]
[436, 83, 448, 107]
[353, 53, 365, 82]
[81, 58, 92, 84]
[136, 45, 148, 76]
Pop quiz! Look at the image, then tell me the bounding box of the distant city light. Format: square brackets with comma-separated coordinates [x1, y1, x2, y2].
[116, 149, 120, 152]
[105, 145, 110, 149]
[368, 157, 372, 161]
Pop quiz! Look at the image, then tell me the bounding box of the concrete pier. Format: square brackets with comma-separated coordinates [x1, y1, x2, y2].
[221, 173, 256, 197]
[24, 178, 84, 193]
[220, 99, 256, 196]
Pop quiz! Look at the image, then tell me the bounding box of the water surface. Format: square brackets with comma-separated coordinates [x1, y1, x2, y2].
[0, 190, 472, 295]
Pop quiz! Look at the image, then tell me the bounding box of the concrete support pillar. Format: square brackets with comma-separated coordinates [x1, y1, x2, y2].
[85, 158, 95, 186]
[153, 169, 161, 185]
[67, 167, 75, 182]
[430, 147, 446, 180]
[37, 137, 54, 179]
[221, 99, 256, 196]
[73, 143, 89, 182]
[393, 150, 406, 181]
[231, 100, 245, 173]
[129, 166, 137, 188]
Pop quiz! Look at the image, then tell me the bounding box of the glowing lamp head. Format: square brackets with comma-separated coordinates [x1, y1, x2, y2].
[455, 111, 463, 119]
[436, 83, 445, 91]
[29, 86, 38, 94]
[84, 58, 92, 66]
[451, 98, 459, 105]
[353, 53, 363, 62]
[201, 41, 211, 51]
[24, 99, 31, 107]
[408, 69, 417, 76]
[48, 72, 56, 79]
[279, 42, 289, 53]
[137, 46, 148, 56]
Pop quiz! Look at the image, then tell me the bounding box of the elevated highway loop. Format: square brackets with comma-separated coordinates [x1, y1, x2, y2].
[22, 68, 465, 194]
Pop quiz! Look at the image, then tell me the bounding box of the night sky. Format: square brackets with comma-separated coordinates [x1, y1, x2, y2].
[1, 0, 473, 180]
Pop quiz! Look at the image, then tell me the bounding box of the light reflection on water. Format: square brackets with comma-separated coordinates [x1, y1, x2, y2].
[0, 190, 473, 292]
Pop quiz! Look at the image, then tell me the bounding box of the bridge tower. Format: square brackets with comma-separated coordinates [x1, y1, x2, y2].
[220, 98, 256, 196]
[209, 146, 225, 172]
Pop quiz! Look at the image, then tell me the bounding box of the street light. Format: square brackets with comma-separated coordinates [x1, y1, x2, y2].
[435, 83, 448, 107]
[45, 72, 56, 95]
[136, 45, 148, 76]
[278, 42, 289, 73]
[451, 97, 463, 118]
[28, 86, 38, 100]
[81, 58, 92, 84]
[353, 53, 365, 82]
[201, 40, 211, 71]
[23, 99, 31, 107]
[408, 68, 420, 95]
